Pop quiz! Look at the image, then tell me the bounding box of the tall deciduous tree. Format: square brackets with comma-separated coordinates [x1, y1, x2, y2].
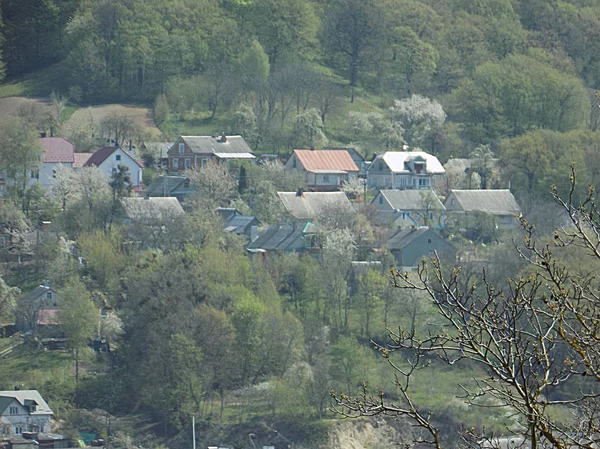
[59, 279, 98, 383]
[322, 0, 385, 102]
[248, 0, 318, 68]
[0, 116, 43, 206]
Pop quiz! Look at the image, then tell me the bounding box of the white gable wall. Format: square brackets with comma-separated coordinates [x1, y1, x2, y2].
[0, 399, 51, 436]
[96, 148, 143, 187]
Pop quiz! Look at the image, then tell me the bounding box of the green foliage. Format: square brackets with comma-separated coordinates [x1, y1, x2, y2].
[77, 231, 124, 293]
[452, 54, 589, 142]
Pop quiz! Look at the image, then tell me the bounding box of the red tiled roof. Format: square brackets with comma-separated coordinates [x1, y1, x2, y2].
[40, 137, 75, 164]
[73, 152, 93, 168]
[37, 309, 60, 326]
[293, 149, 359, 172]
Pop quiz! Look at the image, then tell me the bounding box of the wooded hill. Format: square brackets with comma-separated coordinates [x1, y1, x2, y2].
[1, 0, 599, 157]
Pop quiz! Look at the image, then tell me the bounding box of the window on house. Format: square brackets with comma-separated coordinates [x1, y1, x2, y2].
[402, 212, 406, 220]
[46, 291, 52, 301]
[185, 159, 191, 169]
[428, 238, 432, 243]
[451, 199, 455, 206]
[323, 175, 330, 183]
[429, 212, 434, 220]
[14, 426, 22, 434]
[9, 407, 18, 415]
[173, 158, 179, 169]
[378, 161, 383, 171]
[116, 154, 121, 161]
[292, 158, 296, 168]
[378, 195, 383, 205]
[419, 178, 429, 187]
[179, 143, 185, 154]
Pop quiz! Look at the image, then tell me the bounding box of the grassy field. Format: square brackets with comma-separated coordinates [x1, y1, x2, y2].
[0, 65, 67, 98]
[63, 103, 161, 140]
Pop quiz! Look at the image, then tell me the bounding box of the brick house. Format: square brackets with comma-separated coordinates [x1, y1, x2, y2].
[167, 134, 255, 173]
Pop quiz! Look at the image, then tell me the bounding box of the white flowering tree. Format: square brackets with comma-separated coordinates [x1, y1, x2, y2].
[389, 94, 446, 147]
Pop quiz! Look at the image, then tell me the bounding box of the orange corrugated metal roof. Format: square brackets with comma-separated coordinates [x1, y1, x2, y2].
[294, 149, 359, 172]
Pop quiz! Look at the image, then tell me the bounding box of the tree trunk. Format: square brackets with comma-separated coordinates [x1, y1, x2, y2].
[75, 348, 80, 384]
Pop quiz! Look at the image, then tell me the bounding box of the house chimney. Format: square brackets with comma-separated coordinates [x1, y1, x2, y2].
[40, 132, 46, 138]
[41, 221, 51, 232]
[221, 132, 227, 143]
[310, 146, 315, 151]
[296, 187, 304, 197]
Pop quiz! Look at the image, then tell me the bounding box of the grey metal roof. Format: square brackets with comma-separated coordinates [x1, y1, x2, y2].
[386, 227, 432, 250]
[446, 190, 521, 215]
[146, 176, 195, 197]
[223, 215, 259, 234]
[178, 136, 253, 156]
[248, 220, 318, 251]
[0, 390, 53, 416]
[375, 189, 445, 211]
[277, 192, 354, 220]
[19, 286, 55, 304]
[121, 197, 184, 221]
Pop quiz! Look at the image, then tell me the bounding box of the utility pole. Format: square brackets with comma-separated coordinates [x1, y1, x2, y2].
[192, 415, 196, 449]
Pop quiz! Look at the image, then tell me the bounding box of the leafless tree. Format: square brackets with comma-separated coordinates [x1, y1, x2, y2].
[332, 167, 600, 449]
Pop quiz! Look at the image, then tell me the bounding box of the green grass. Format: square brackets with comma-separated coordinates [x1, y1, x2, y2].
[0, 64, 68, 98]
[0, 345, 73, 388]
[61, 104, 78, 123]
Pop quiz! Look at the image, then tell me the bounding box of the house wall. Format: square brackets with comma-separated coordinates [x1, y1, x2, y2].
[368, 157, 441, 190]
[168, 139, 214, 173]
[97, 148, 143, 187]
[393, 232, 456, 268]
[372, 193, 445, 228]
[367, 158, 393, 188]
[15, 290, 62, 333]
[26, 162, 75, 190]
[0, 400, 52, 435]
[287, 156, 356, 190]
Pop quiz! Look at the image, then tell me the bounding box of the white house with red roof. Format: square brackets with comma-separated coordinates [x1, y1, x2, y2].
[284, 149, 359, 191]
[27, 137, 75, 189]
[84, 146, 143, 189]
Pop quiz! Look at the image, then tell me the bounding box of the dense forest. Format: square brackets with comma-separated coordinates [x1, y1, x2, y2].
[1, 1, 600, 448]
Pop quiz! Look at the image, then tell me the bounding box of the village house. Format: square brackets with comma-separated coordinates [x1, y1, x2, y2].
[84, 146, 144, 190]
[145, 176, 197, 201]
[367, 151, 445, 190]
[277, 190, 354, 221]
[384, 227, 456, 269]
[14, 284, 61, 338]
[371, 189, 446, 229]
[0, 390, 53, 436]
[284, 149, 359, 191]
[444, 189, 521, 229]
[322, 147, 367, 175]
[27, 138, 75, 190]
[247, 220, 320, 259]
[217, 208, 260, 241]
[140, 141, 173, 169]
[167, 134, 254, 173]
